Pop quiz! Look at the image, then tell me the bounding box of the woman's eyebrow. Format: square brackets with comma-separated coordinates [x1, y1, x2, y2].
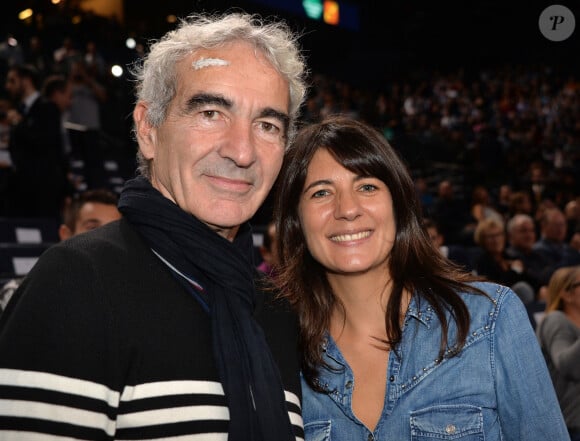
[303, 179, 332, 193]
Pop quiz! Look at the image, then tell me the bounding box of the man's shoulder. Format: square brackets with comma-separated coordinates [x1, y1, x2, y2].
[42, 218, 154, 276]
[61, 218, 140, 253]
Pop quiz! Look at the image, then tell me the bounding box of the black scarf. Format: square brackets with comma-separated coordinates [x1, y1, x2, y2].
[118, 177, 294, 441]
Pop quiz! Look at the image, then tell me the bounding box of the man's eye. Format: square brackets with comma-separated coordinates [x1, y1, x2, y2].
[201, 110, 219, 119]
[259, 121, 280, 133]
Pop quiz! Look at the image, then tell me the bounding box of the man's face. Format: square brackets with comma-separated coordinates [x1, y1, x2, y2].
[544, 211, 567, 242]
[59, 202, 122, 241]
[54, 84, 72, 112]
[74, 202, 121, 235]
[135, 41, 289, 241]
[5, 69, 23, 101]
[508, 219, 536, 251]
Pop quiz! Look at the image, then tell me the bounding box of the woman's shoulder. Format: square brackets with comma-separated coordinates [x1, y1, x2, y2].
[540, 310, 570, 328]
[457, 281, 524, 325]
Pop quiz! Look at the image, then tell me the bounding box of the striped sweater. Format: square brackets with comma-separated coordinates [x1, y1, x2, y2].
[0, 219, 304, 440]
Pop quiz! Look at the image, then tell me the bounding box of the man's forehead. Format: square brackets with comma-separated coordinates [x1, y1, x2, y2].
[192, 57, 230, 70]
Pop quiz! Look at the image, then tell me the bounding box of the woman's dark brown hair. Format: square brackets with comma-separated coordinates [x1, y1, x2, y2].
[274, 115, 485, 389]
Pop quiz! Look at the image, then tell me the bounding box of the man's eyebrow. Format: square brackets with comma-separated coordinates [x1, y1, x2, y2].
[185, 93, 232, 112]
[259, 108, 290, 133]
[185, 94, 290, 131]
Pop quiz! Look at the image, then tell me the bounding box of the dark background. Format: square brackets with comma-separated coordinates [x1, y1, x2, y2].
[3, 0, 579, 89]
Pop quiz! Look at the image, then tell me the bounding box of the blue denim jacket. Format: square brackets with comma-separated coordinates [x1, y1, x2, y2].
[302, 282, 570, 441]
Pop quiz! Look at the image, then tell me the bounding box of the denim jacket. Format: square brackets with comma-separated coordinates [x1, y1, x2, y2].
[302, 282, 570, 441]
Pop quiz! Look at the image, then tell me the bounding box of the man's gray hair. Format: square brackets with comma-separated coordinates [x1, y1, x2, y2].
[132, 12, 308, 179]
[507, 213, 534, 235]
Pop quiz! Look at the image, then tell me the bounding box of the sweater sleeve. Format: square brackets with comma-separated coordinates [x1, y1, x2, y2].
[0, 242, 123, 440]
[539, 311, 580, 381]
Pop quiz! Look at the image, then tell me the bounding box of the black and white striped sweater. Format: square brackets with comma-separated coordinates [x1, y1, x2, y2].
[0, 219, 304, 440]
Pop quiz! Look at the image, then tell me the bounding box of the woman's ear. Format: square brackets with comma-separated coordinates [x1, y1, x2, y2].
[134, 102, 156, 160]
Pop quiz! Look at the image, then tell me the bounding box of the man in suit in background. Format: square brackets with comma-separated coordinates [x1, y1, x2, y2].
[4, 64, 69, 217]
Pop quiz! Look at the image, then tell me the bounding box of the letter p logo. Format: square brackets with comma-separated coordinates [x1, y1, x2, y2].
[539, 5, 575, 41]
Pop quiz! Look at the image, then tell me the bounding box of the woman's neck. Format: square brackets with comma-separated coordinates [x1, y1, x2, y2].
[327, 269, 406, 342]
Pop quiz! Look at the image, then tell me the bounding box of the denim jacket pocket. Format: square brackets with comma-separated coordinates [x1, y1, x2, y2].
[304, 420, 331, 441]
[410, 405, 483, 440]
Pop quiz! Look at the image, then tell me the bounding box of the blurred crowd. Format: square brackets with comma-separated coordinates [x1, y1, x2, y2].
[1, 12, 580, 308]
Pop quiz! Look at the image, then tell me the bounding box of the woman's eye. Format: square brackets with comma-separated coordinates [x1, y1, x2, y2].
[360, 183, 378, 192]
[312, 189, 329, 198]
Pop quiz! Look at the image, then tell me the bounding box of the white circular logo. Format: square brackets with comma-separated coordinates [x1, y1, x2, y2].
[539, 4, 575, 41]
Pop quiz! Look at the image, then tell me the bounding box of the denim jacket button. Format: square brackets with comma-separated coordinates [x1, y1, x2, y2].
[345, 380, 353, 389]
[445, 424, 456, 434]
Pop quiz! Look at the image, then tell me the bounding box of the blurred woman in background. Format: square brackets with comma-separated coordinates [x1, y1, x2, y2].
[537, 265, 580, 441]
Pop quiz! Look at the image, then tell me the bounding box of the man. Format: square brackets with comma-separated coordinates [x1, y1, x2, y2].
[431, 179, 474, 246]
[42, 74, 73, 158]
[422, 217, 474, 271]
[4, 64, 69, 217]
[533, 207, 580, 271]
[57, 188, 121, 240]
[506, 213, 553, 292]
[0, 13, 307, 440]
[0, 189, 121, 314]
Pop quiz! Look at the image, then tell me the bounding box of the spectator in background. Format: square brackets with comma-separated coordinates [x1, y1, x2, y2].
[470, 184, 503, 224]
[473, 217, 536, 304]
[533, 207, 580, 270]
[423, 217, 474, 271]
[571, 231, 580, 253]
[0, 188, 121, 315]
[536, 265, 580, 441]
[83, 40, 106, 80]
[564, 198, 580, 243]
[496, 183, 512, 219]
[22, 35, 51, 79]
[67, 59, 108, 188]
[508, 190, 533, 218]
[4, 64, 69, 217]
[524, 161, 554, 214]
[42, 74, 74, 176]
[257, 220, 279, 278]
[431, 179, 474, 245]
[506, 213, 553, 293]
[414, 176, 434, 216]
[67, 59, 107, 132]
[52, 36, 79, 75]
[58, 188, 121, 240]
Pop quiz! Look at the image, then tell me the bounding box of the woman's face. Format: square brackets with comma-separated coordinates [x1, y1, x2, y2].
[298, 148, 396, 276]
[482, 225, 506, 254]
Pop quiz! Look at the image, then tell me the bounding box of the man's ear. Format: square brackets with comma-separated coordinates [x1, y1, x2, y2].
[58, 224, 73, 241]
[134, 102, 156, 160]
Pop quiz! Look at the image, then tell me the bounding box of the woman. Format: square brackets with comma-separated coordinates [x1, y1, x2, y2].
[473, 217, 536, 304]
[470, 184, 503, 224]
[537, 266, 580, 441]
[274, 116, 569, 440]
